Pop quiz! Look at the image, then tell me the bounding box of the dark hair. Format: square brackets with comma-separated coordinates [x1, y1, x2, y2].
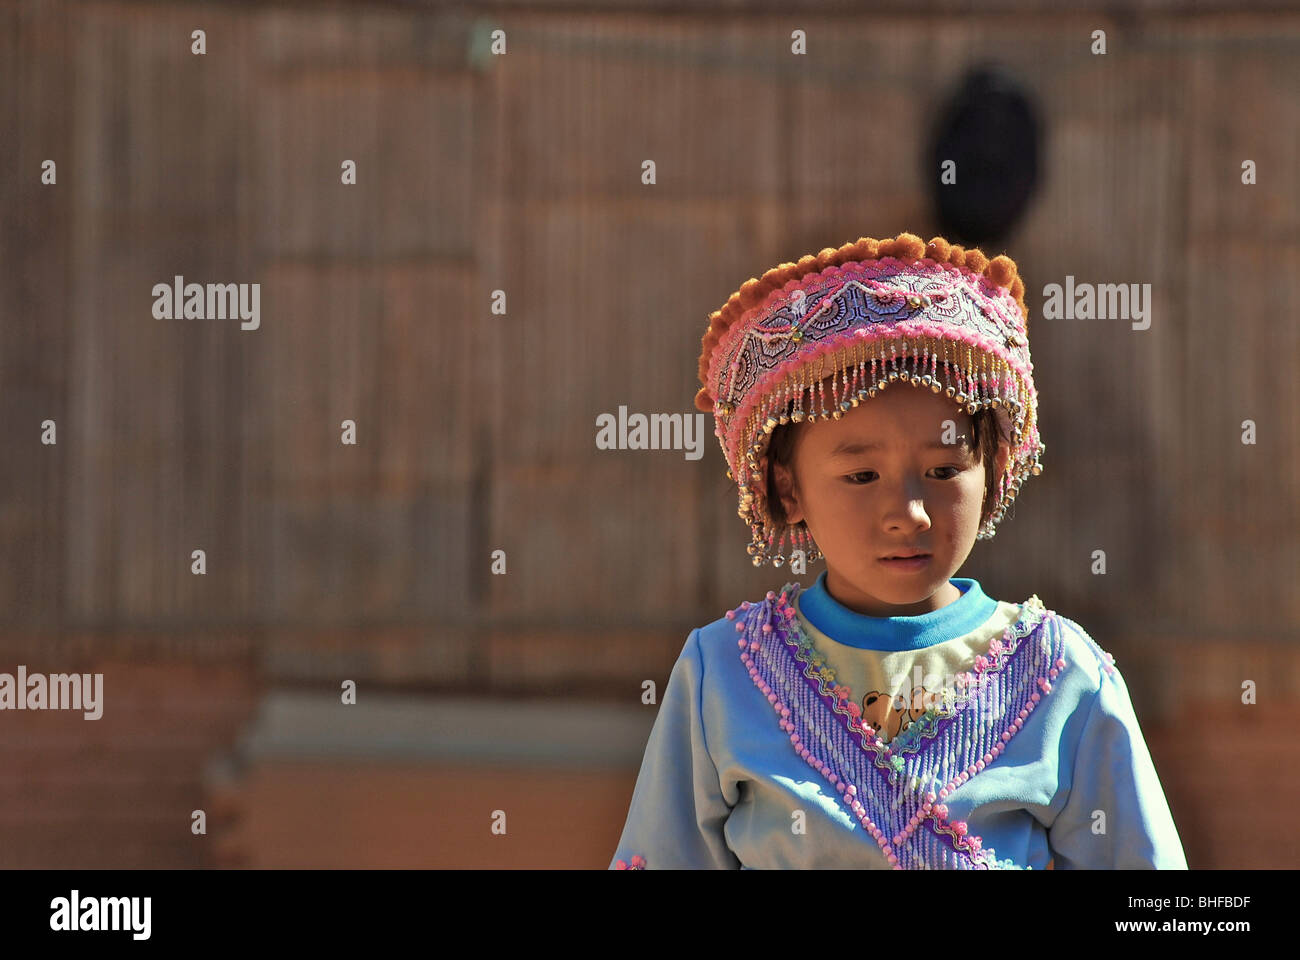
[764, 406, 1007, 530]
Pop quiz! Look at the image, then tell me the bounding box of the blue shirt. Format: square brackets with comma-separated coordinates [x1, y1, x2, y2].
[610, 575, 1187, 869]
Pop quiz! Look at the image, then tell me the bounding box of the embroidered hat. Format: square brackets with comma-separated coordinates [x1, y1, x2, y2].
[694, 232, 1046, 568]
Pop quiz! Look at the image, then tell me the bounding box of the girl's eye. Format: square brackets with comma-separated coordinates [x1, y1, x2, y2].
[845, 467, 961, 483]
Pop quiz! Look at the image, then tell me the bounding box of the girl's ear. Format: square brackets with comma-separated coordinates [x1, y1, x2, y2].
[985, 439, 1011, 517]
[770, 456, 805, 525]
[995, 438, 1010, 486]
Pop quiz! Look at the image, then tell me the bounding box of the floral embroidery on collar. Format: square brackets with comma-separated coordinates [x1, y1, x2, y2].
[730, 583, 1067, 870]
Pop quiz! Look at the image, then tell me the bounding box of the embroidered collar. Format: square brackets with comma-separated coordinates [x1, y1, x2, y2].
[731, 582, 1066, 870]
[797, 570, 998, 650]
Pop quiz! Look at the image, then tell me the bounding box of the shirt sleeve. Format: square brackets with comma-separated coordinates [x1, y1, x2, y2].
[1047, 663, 1188, 869]
[609, 627, 741, 869]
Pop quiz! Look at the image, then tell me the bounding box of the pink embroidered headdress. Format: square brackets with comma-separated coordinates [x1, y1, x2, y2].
[694, 232, 1046, 568]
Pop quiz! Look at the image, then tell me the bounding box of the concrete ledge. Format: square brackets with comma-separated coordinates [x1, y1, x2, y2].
[235, 691, 654, 769]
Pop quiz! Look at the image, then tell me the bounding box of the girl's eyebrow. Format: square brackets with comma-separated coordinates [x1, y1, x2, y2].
[830, 438, 971, 457]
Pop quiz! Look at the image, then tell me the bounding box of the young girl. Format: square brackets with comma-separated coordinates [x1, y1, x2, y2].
[610, 232, 1186, 870]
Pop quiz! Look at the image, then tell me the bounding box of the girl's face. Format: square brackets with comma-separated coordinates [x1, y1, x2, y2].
[771, 379, 1008, 617]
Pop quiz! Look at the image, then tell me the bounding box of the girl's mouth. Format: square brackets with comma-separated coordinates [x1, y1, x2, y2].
[879, 554, 932, 571]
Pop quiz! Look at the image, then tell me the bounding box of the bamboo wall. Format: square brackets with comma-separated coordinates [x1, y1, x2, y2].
[1, 0, 1297, 868]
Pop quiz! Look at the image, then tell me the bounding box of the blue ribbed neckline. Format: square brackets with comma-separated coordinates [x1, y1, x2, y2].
[795, 569, 996, 651]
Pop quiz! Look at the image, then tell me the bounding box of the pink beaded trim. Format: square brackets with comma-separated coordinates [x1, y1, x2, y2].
[614, 854, 646, 870]
[729, 585, 1067, 870]
[1069, 621, 1117, 675]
